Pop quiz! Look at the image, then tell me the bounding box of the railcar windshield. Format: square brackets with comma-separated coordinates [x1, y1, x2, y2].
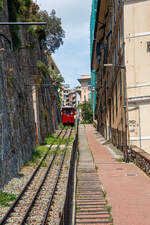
[62, 108, 75, 115]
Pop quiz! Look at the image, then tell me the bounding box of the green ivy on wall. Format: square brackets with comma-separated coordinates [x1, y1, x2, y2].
[0, 0, 3, 11]
[7, 0, 32, 50]
[37, 60, 49, 83]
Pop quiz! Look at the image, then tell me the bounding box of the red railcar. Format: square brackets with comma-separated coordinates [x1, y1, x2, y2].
[61, 106, 76, 126]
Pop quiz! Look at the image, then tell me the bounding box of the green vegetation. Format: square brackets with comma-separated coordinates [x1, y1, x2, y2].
[116, 157, 124, 162]
[25, 145, 49, 166]
[104, 201, 114, 225]
[80, 102, 93, 124]
[6, 1, 65, 52]
[50, 70, 64, 89]
[37, 60, 49, 76]
[76, 205, 80, 213]
[101, 189, 107, 198]
[44, 134, 74, 145]
[0, 191, 16, 207]
[25, 132, 74, 167]
[0, 0, 3, 11]
[105, 204, 112, 213]
[95, 165, 98, 171]
[37, 60, 49, 84]
[7, 0, 32, 49]
[58, 123, 64, 129]
[38, 9, 65, 54]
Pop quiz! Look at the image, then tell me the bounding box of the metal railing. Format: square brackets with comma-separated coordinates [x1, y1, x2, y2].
[59, 119, 79, 225]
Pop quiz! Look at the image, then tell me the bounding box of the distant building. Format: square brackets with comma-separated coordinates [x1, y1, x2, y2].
[61, 84, 70, 106]
[78, 75, 91, 104]
[61, 84, 81, 107]
[47, 54, 60, 74]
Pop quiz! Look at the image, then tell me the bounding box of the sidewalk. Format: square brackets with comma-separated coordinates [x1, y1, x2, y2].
[76, 125, 111, 225]
[85, 124, 150, 225]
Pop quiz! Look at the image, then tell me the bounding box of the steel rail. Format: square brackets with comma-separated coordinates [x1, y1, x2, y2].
[42, 128, 73, 225]
[0, 128, 64, 225]
[20, 128, 69, 225]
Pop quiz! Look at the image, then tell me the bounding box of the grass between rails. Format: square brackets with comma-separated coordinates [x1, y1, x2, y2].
[44, 134, 74, 145]
[0, 191, 16, 207]
[25, 133, 74, 167]
[25, 145, 50, 167]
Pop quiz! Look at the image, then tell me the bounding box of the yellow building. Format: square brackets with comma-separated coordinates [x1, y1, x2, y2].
[125, 0, 150, 153]
[78, 75, 91, 104]
[92, 0, 150, 154]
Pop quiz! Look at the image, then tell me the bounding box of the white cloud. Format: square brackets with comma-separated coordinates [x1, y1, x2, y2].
[36, 0, 91, 88]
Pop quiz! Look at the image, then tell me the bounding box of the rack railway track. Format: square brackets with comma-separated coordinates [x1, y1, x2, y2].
[0, 128, 73, 225]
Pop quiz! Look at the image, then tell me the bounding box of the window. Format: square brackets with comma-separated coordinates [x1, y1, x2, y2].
[51, 64, 54, 70]
[147, 42, 150, 52]
[114, 46, 116, 65]
[120, 71, 122, 103]
[118, 27, 120, 51]
[116, 82, 118, 115]
[88, 81, 91, 86]
[112, 97, 114, 123]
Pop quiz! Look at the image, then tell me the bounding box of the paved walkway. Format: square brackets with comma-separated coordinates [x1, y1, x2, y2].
[76, 125, 111, 225]
[85, 124, 150, 225]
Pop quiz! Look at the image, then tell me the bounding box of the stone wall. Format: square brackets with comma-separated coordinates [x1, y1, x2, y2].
[0, 0, 59, 187]
[129, 147, 150, 177]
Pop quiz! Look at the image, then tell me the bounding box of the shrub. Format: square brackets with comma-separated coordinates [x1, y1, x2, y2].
[80, 102, 93, 124]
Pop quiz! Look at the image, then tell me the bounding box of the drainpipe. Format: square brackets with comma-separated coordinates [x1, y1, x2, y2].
[92, 87, 95, 121]
[122, 2, 128, 159]
[137, 105, 142, 150]
[123, 69, 127, 148]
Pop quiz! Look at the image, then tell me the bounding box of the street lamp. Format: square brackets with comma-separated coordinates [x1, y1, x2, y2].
[104, 64, 126, 69]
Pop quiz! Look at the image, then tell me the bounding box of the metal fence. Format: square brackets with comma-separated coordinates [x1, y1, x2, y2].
[59, 120, 79, 225]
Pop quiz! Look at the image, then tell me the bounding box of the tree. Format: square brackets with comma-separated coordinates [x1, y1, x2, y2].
[7, 1, 65, 52]
[80, 102, 93, 124]
[50, 70, 64, 89]
[38, 9, 65, 54]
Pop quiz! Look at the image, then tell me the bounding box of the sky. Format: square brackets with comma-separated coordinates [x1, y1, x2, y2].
[36, 0, 91, 88]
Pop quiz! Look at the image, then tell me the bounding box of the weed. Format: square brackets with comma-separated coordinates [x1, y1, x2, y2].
[25, 145, 49, 166]
[44, 136, 64, 145]
[105, 204, 112, 213]
[44, 134, 74, 145]
[55, 149, 64, 156]
[116, 158, 124, 162]
[76, 189, 80, 199]
[110, 214, 114, 225]
[0, 191, 16, 207]
[41, 160, 48, 167]
[95, 165, 98, 171]
[58, 123, 64, 129]
[76, 206, 80, 213]
[55, 161, 60, 166]
[101, 189, 107, 197]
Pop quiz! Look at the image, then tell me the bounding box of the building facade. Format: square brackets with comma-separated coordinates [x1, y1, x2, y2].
[61, 84, 80, 107]
[124, 0, 150, 153]
[91, 0, 150, 154]
[91, 0, 126, 150]
[78, 75, 91, 104]
[61, 84, 70, 106]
